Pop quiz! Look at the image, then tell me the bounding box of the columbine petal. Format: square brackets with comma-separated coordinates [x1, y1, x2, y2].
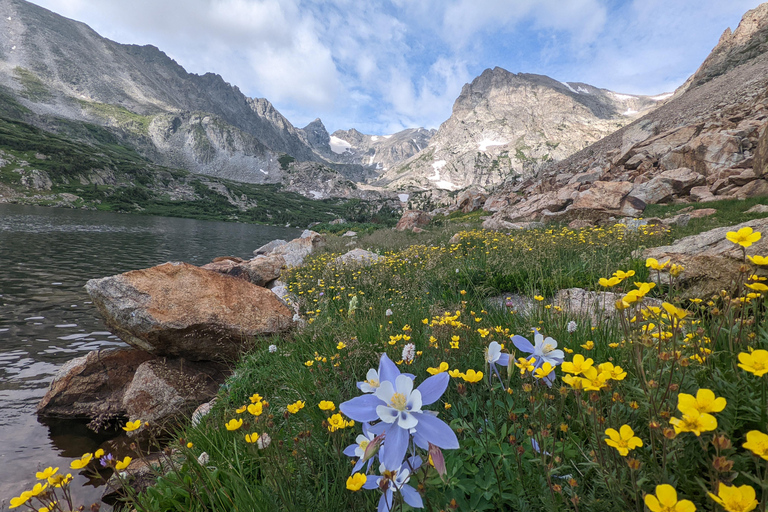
[378, 354, 401, 384]
[363, 476, 380, 490]
[342, 445, 357, 457]
[497, 353, 510, 366]
[378, 490, 394, 512]
[400, 484, 424, 509]
[408, 389, 423, 412]
[376, 405, 399, 423]
[411, 411, 459, 449]
[416, 372, 449, 405]
[512, 334, 534, 353]
[380, 422, 410, 470]
[398, 410, 418, 430]
[340, 394, 385, 422]
[395, 374, 414, 397]
[374, 380, 396, 403]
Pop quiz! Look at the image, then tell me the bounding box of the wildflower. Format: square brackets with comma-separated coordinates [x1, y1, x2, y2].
[9, 491, 32, 509]
[743, 430, 768, 460]
[343, 423, 378, 472]
[346, 472, 367, 491]
[99, 453, 114, 467]
[737, 350, 768, 377]
[461, 369, 484, 383]
[337, 342, 347, 350]
[599, 276, 621, 287]
[533, 362, 555, 380]
[402, 343, 416, 363]
[287, 400, 305, 414]
[579, 367, 609, 391]
[747, 255, 768, 265]
[362, 457, 424, 511]
[450, 340, 459, 349]
[486, 340, 510, 384]
[385, 309, 393, 316]
[70, 453, 93, 469]
[562, 354, 594, 376]
[567, 321, 577, 333]
[123, 419, 142, 432]
[225, 418, 243, 431]
[448, 369, 463, 378]
[604, 425, 643, 456]
[646, 258, 670, 270]
[35, 467, 58, 480]
[514, 356, 536, 375]
[269, 344, 277, 353]
[427, 362, 449, 375]
[644, 484, 696, 512]
[534, 295, 544, 301]
[708, 482, 758, 512]
[115, 456, 132, 471]
[236, 405, 247, 414]
[677, 389, 726, 415]
[580, 340, 594, 350]
[340, 355, 458, 469]
[745, 282, 768, 292]
[512, 329, 564, 372]
[562, 374, 584, 390]
[670, 409, 717, 436]
[187, 442, 193, 448]
[726, 227, 761, 248]
[305, 360, 314, 367]
[319, 400, 336, 411]
[597, 362, 627, 381]
[477, 328, 490, 338]
[613, 269, 635, 280]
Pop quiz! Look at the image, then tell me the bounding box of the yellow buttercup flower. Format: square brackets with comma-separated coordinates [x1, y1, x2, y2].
[461, 369, 484, 383]
[427, 362, 449, 375]
[94, 449, 104, 458]
[747, 255, 768, 265]
[247, 402, 263, 416]
[287, 400, 305, 414]
[598, 362, 626, 381]
[646, 257, 670, 270]
[245, 432, 260, 443]
[534, 295, 544, 301]
[9, 491, 32, 509]
[670, 409, 717, 436]
[115, 456, 132, 471]
[708, 482, 758, 512]
[514, 356, 536, 375]
[726, 227, 761, 248]
[745, 282, 768, 292]
[225, 418, 243, 431]
[346, 472, 367, 491]
[743, 430, 768, 460]
[580, 340, 594, 350]
[327, 413, 353, 432]
[70, 453, 93, 469]
[28, 482, 48, 497]
[123, 419, 142, 432]
[677, 389, 726, 415]
[533, 362, 554, 380]
[604, 425, 643, 456]
[236, 405, 247, 414]
[612, 269, 635, 280]
[738, 350, 768, 377]
[318, 400, 336, 411]
[562, 374, 584, 390]
[35, 466, 58, 480]
[249, 393, 263, 404]
[448, 369, 464, 378]
[644, 484, 696, 512]
[562, 354, 594, 375]
[579, 367, 609, 391]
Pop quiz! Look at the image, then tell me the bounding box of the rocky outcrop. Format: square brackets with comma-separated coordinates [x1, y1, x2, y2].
[395, 210, 432, 231]
[267, 230, 326, 268]
[85, 262, 294, 361]
[456, 188, 488, 213]
[555, 288, 663, 322]
[334, 249, 382, 266]
[201, 254, 285, 287]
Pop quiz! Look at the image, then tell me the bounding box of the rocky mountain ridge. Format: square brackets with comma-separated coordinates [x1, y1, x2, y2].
[377, 68, 668, 192]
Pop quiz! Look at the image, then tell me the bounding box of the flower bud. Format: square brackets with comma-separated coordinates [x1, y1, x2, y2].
[712, 434, 732, 451]
[713, 456, 734, 473]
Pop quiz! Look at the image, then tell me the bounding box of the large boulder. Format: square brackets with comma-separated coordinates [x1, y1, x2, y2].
[334, 248, 383, 266]
[122, 358, 227, 424]
[85, 262, 294, 361]
[269, 230, 325, 268]
[456, 189, 488, 213]
[201, 254, 285, 286]
[253, 239, 287, 256]
[754, 125, 768, 176]
[630, 168, 706, 204]
[659, 132, 745, 175]
[395, 210, 432, 231]
[569, 181, 645, 218]
[36, 347, 153, 418]
[555, 288, 662, 323]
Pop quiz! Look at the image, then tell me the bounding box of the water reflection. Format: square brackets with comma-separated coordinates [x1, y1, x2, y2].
[0, 204, 299, 504]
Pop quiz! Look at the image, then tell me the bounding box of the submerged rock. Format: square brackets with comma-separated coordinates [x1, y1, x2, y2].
[85, 262, 293, 361]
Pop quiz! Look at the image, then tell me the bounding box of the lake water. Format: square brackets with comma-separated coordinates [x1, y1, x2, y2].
[0, 203, 299, 506]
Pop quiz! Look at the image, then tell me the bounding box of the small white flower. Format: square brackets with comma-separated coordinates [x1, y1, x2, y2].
[358, 368, 381, 393]
[268, 344, 277, 353]
[567, 321, 577, 333]
[257, 433, 271, 449]
[455, 268, 459, 273]
[197, 452, 209, 465]
[385, 308, 393, 316]
[292, 313, 301, 322]
[402, 343, 416, 363]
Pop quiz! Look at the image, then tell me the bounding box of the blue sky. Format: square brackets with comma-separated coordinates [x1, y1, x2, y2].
[30, 0, 765, 134]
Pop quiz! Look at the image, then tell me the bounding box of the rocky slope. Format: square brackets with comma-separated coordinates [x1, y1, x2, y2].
[377, 68, 667, 192]
[481, 3, 768, 229]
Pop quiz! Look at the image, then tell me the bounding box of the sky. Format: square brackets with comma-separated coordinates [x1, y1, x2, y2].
[29, 0, 765, 135]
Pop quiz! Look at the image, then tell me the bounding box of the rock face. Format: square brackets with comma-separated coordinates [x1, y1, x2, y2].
[85, 262, 294, 361]
[201, 254, 285, 287]
[378, 68, 663, 191]
[36, 347, 153, 418]
[267, 230, 326, 268]
[395, 210, 432, 231]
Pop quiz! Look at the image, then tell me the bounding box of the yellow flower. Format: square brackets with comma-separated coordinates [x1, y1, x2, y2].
[562, 354, 593, 375]
[562, 374, 584, 390]
[747, 255, 768, 265]
[534, 295, 544, 301]
[346, 472, 367, 491]
[579, 367, 609, 391]
[327, 413, 353, 432]
[708, 483, 758, 512]
[305, 360, 314, 367]
[514, 356, 536, 375]
[745, 282, 768, 292]
[318, 400, 336, 411]
[236, 405, 247, 414]
[448, 369, 464, 378]
[427, 362, 449, 375]
[186, 442, 194, 448]
[644, 484, 696, 512]
[662, 302, 689, 321]
[533, 362, 554, 380]
[9, 491, 32, 509]
[225, 418, 243, 431]
[28, 482, 48, 497]
[247, 402, 263, 416]
[47, 473, 72, 488]
[35, 467, 58, 480]
[115, 456, 132, 471]
[249, 393, 263, 404]
[580, 340, 594, 350]
[677, 389, 726, 415]
[743, 430, 768, 460]
[477, 328, 490, 338]
[599, 276, 622, 288]
[122, 419, 142, 432]
[738, 350, 768, 377]
[613, 269, 635, 280]
[646, 257, 670, 270]
[598, 362, 627, 381]
[287, 400, 305, 414]
[604, 425, 643, 456]
[444, 403, 452, 410]
[460, 290, 467, 296]
[461, 369, 484, 383]
[94, 449, 104, 458]
[669, 409, 717, 436]
[336, 342, 347, 350]
[70, 453, 93, 469]
[726, 227, 762, 248]
[450, 340, 459, 349]
[245, 432, 260, 443]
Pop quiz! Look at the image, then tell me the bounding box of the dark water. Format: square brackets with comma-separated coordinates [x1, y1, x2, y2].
[0, 203, 299, 506]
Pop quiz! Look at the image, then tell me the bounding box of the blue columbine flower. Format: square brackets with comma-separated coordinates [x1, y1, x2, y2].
[485, 341, 510, 388]
[362, 456, 423, 511]
[512, 329, 563, 386]
[342, 422, 378, 473]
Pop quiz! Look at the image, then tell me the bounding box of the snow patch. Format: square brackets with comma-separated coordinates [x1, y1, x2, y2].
[309, 190, 324, 199]
[432, 160, 447, 171]
[383, 135, 392, 139]
[478, 139, 508, 151]
[650, 92, 673, 101]
[576, 86, 590, 94]
[329, 136, 352, 154]
[259, 168, 268, 175]
[371, 136, 379, 142]
[561, 82, 578, 94]
[398, 193, 410, 202]
[610, 92, 637, 101]
[427, 164, 459, 191]
[622, 109, 639, 116]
